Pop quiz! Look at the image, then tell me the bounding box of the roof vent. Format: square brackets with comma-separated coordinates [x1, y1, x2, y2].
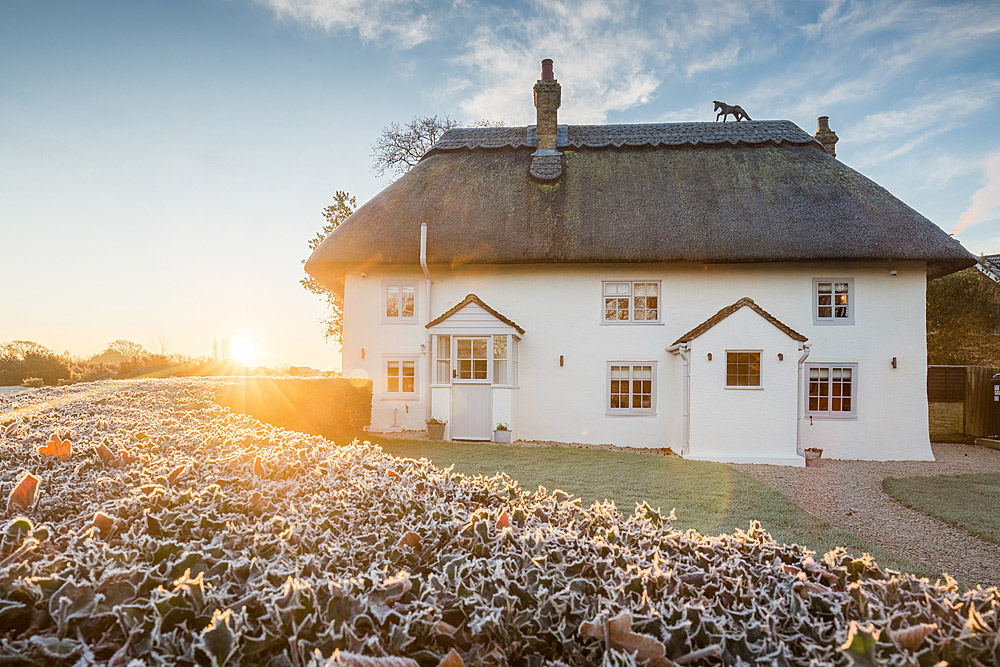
[814, 116, 839, 157]
[531, 59, 563, 180]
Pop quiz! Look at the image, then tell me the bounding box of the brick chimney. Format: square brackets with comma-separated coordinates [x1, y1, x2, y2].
[533, 59, 561, 153]
[814, 116, 839, 157]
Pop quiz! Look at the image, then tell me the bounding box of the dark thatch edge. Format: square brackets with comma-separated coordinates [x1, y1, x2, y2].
[426, 294, 525, 335]
[672, 297, 808, 346]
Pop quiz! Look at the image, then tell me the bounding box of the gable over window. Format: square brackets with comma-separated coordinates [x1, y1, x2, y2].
[813, 279, 854, 325]
[384, 281, 416, 322]
[603, 281, 660, 323]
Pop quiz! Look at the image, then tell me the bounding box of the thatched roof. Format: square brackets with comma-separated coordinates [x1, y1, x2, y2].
[306, 121, 975, 290]
[672, 297, 808, 346]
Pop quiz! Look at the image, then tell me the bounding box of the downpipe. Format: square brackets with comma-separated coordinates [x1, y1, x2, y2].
[420, 223, 432, 424]
[666, 343, 691, 455]
[796, 342, 812, 455]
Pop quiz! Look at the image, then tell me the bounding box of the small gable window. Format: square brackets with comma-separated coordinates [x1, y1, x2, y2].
[603, 281, 660, 323]
[726, 351, 761, 388]
[384, 357, 418, 398]
[607, 362, 656, 415]
[813, 279, 853, 325]
[807, 364, 857, 418]
[384, 282, 416, 322]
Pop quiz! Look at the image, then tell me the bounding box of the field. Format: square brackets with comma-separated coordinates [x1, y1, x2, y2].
[1, 379, 998, 666]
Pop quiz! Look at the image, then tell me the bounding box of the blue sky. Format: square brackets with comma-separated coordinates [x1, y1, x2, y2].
[2, 0, 999, 369]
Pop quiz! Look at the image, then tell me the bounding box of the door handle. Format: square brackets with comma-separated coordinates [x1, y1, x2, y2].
[453, 369, 457, 378]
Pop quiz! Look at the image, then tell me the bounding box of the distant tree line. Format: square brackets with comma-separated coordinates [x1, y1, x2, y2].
[0, 339, 326, 387]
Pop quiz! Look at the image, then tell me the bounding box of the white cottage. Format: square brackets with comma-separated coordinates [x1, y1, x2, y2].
[306, 60, 975, 465]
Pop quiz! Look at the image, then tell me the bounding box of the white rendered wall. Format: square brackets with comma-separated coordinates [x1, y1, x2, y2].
[343, 261, 933, 461]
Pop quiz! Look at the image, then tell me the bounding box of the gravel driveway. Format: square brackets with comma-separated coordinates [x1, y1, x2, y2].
[732, 443, 1000, 587]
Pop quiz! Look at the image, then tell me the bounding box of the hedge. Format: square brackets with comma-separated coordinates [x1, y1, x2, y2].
[215, 377, 372, 438]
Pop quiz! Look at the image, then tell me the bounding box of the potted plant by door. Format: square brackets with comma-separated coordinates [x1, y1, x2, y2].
[494, 422, 511, 444]
[804, 447, 823, 467]
[426, 418, 447, 441]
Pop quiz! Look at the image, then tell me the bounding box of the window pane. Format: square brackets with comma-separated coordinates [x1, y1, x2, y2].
[493, 361, 507, 384]
[401, 286, 415, 317]
[437, 335, 450, 359]
[818, 282, 832, 293]
[818, 306, 832, 318]
[457, 339, 471, 359]
[388, 377, 399, 392]
[727, 352, 760, 387]
[493, 335, 507, 360]
[387, 361, 399, 376]
[473, 338, 488, 358]
[436, 360, 450, 384]
[402, 377, 414, 392]
[386, 286, 399, 317]
[473, 360, 487, 379]
[459, 360, 472, 378]
[402, 361, 415, 377]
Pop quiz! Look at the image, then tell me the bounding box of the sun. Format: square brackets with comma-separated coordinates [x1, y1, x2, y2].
[230, 337, 257, 366]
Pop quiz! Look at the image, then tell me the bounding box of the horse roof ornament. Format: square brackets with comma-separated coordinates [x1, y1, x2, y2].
[714, 101, 752, 122]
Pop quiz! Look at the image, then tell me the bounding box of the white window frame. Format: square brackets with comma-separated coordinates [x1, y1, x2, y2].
[806, 363, 858, 419]
[606, 361, 657, 416]
[430, 333, 519, 388]
[382, 280, 418, 324]
[601, 280, 662, 324]
[813, 278, 854, 326]
[382, 355, 420, 400]
[725, 350, 763, 389]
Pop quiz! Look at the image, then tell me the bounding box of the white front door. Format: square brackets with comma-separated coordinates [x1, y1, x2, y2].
[451, 337, 492, 440]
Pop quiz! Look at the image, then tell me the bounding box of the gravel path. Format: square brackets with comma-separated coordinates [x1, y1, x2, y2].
[733, 443, 1000, 587]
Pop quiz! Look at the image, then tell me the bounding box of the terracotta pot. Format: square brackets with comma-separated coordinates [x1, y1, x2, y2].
[494, 430, 511, 444]
[426, 423, 446, 440]
[804, 448, 823, 467]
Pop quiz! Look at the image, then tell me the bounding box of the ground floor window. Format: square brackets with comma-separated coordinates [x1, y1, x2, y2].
[608, 362, 656, 414]
[384, 357, 418, 398]
[726, 350, 761, 387]
[807, 363, 857, 418]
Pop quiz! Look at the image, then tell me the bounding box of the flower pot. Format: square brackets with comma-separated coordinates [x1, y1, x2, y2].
[493, 429, 511, 444]
[426, 423, 446, 440]
[804, 448, 823, 467]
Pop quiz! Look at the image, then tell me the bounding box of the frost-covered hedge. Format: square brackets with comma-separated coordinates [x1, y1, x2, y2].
[0, 380, 998, 666]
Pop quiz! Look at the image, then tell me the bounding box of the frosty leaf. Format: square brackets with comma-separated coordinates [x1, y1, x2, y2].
[96, 443, 116, 464]
[436, 649, 464, 667]
[327, 650, 419, 666]
[890, 623, 937, 652]
[7, 472, 39, 513]
[253, 455, 265, 477]
[198, 608, 240, 667]
[496, 510, 511, 530]
[839, 621, 880, 665]
[386, 469, 400, 480]
[37, 433, 72, 461]
[397, 531, 421, 554]
[167, 464, 187, 485]
[580, 612, 669, 663]
[93, 511, 114, 534]
[30, 635, 82, 660]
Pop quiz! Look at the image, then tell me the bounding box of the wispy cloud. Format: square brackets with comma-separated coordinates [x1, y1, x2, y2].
[254, 0, 431, 48]
[953, 151, 1000, 235]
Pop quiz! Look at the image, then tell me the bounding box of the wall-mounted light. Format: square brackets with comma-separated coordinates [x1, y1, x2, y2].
[360, 272, 367, 278]
[778, 353, 784, 361]
[559, 355, 564, 367]
[891, 357, 897, 369]
[707, 353, 712, 361]
[889, 270, 898, 277]
[361, 348, 366, 359]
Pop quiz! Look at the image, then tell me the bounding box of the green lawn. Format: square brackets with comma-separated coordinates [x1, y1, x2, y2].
[375, 438, 922, 575]
[883, 473, 1000, 545]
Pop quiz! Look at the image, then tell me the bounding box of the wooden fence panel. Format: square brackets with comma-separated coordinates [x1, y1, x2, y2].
[965, 366, 1000, 437]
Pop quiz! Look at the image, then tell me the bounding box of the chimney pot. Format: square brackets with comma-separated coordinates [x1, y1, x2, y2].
[813, 115, 839, 157]
[541, 58, 554, 80]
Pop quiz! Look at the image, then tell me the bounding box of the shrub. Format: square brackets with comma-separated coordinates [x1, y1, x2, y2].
[0, 379, 998, 666]
[215, 376, 372, 438]
[21, 377, 43, 387]
[0, 340, 71, 386]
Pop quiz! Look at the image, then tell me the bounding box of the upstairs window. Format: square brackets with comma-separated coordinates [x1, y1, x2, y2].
[384, 282, 416, 322]
[814, 279, 853, 325]
[603, 281, 660, 323]
[807, 364, 857, 418]
[726, 351, 761, 388]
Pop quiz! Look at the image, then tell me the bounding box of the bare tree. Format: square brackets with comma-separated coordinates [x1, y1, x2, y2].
[371, 116, 505, 177]
[301, 191, 357, 343]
